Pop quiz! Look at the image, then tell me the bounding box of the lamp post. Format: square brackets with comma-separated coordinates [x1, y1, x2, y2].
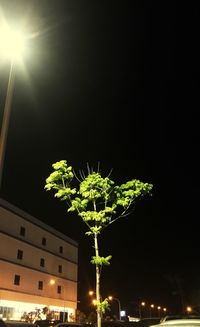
[89, 290, 102, 319]
[108, 296, 122, 321]
[149, 304, 154, 318]
[139, 302, 145, 319]
[186, 306, 192, 314]
[157, 306, 161, 317]
[162, 307, 167, 318]
[0, 23, 26, 188]
[89, 290, 102, 302]
[0, 59, 16, 187]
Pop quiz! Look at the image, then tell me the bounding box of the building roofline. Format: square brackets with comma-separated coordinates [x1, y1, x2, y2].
[0, 198, 78, 247]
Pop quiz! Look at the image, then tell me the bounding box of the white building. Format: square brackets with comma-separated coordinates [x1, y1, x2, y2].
[0, 198, 78, 321]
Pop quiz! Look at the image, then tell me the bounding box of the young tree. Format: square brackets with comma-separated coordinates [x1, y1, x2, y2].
[45, 160, 153, 327]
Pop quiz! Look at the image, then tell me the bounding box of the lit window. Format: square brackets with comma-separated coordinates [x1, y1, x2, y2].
[20, 226, 25, 236]
[14, 274, 20, 285]
[17, 249, 23, 260]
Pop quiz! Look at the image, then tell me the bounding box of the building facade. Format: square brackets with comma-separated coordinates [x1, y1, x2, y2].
[0, 198, 78, 321]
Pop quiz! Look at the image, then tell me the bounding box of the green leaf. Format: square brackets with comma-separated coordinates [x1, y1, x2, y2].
[91, 255, 112, 266]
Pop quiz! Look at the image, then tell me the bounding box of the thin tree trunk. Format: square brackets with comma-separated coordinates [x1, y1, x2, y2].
[94, 233, 101, 327]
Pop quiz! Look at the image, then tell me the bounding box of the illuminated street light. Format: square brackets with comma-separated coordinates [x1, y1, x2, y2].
[0, 25, 26, 60]
[157, 306, 161, 317]
[49, 279, 67, 322]
[0, 21, 27, 188]
[49, 279, 56, 285]
[92, 299, 97, 306]
[108, 296, 122, 321]
[89, 290, 95, 296]
[149, 304, 154, 317]
[186, 306, 192, 313]
[139, 301, 146, 319]
[89, 290, 102, 302]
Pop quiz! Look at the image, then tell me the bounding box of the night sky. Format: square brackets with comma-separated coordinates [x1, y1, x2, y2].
[0, 0, 199, 318]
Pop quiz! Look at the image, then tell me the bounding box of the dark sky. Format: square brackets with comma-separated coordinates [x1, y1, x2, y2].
[0, 0, 199, 318]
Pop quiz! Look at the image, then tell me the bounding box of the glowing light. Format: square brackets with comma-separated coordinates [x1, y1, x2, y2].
[187, 306, 192, 313]
[89, 290, 94, 296]
[0, 24, 26, 61]
[50, 279, 55, 285]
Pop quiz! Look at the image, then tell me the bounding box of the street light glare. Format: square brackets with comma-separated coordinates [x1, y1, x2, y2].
[49, 279, 55, 285]
[89, 290, 94, 296]
[0, 25, 26, 61]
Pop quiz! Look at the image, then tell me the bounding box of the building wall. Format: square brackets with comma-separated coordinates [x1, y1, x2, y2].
[0, 260, 77, 302]
[0, 233, 77, 281]
[0, 206, 77, 263]
[0, 199, 78, 320]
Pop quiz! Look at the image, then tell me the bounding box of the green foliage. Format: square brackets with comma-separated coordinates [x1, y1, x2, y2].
[98, 298, 110, 314]
[91, 255, 112, 266]
[45, 160, 153, 236]
[45, 160, 74, 192]
[114, 180, 153, 208]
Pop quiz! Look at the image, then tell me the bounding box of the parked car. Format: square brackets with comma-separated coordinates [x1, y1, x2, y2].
[100, 322, 126, 327]
[34, 319, 61, 327]
[34, 320, 62, 327]
[161, 316, 200, 323]
[54, 323, 85, 327]
[136, 318, 161, 327]
[121, 322, 139, 327]
[0, 320, 39, 327]
[150, 319, 200, 327]
[0, 320, 6, 327]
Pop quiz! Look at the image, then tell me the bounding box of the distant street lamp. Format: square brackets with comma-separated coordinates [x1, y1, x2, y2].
[108, 296, 122, 321]
[92, 299, 97, 306]
[89, 290, 95, 296]
[139, 302, 145, 319]
[186, 306, 192, 314]
[157, 306, 161, 317]
[0, 22, 26, 188]
[149, 304, 154, 317]
[50, 279, 56, 285]
[49, 279, 66, 322]
[89, 290, 103, 302]
[163, 308, 167, 313]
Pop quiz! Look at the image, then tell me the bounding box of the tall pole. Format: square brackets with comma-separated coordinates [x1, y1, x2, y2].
[115, 298, 121, 321]
[0, 60, 15, 189]
[94, 234, 101, 327]
[63, 286, 65, 322]
[139, 305, 141, 319]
